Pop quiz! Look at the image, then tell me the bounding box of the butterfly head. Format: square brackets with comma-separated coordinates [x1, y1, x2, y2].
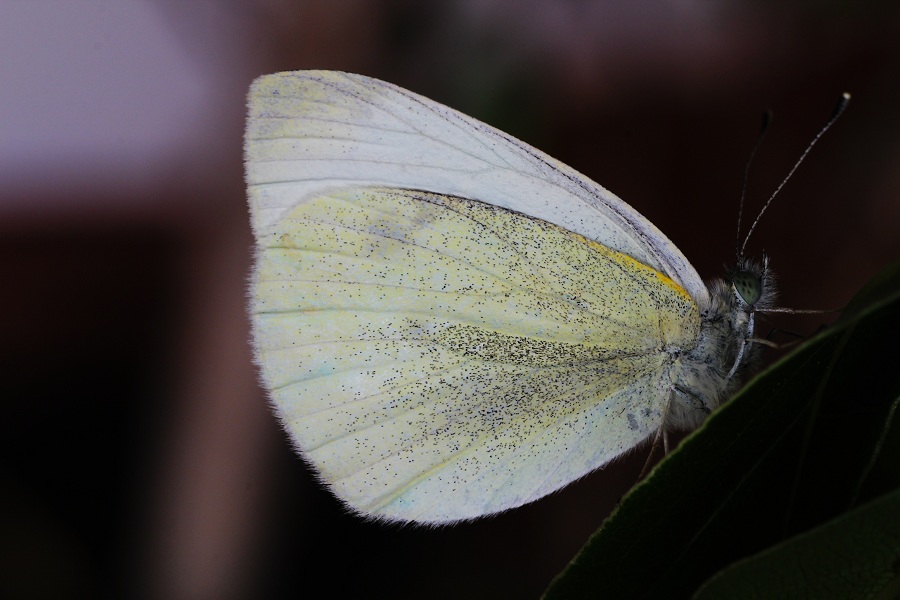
[727, 254, 776, 312]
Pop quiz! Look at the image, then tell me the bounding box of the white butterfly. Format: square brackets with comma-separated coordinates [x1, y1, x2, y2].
[244, 70, 774, 523]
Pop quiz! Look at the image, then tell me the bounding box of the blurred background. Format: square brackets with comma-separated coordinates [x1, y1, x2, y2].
[2, 1, 898, 598]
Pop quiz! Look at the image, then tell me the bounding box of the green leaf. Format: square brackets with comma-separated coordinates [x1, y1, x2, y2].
[543, 258, 900, 600]
[692, 489, 900, 600]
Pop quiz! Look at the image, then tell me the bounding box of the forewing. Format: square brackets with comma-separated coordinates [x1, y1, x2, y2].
[245, 70, 707, 303]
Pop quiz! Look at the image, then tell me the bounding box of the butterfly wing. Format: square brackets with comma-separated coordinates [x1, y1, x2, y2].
[245, 70, 707, 303]
[251, 182, 699, 522]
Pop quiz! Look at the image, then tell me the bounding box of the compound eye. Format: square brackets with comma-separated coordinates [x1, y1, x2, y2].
[732, 270, 762, 306]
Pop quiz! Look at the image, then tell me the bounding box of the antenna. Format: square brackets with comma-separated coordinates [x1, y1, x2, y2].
[735, 110, 772, 261]
[740, 93, 851, 257]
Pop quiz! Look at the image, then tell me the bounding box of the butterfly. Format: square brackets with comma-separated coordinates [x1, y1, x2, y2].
[244, 70, 777, 523]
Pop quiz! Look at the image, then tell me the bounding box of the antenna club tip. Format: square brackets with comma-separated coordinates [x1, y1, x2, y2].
[830, 93, 851, 119]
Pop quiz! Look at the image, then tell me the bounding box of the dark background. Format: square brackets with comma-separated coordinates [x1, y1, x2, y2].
[2, 2, 899, 599]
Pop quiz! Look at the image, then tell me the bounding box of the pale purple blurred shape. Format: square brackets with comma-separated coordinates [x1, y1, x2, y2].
[0, 1, 218, 206]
